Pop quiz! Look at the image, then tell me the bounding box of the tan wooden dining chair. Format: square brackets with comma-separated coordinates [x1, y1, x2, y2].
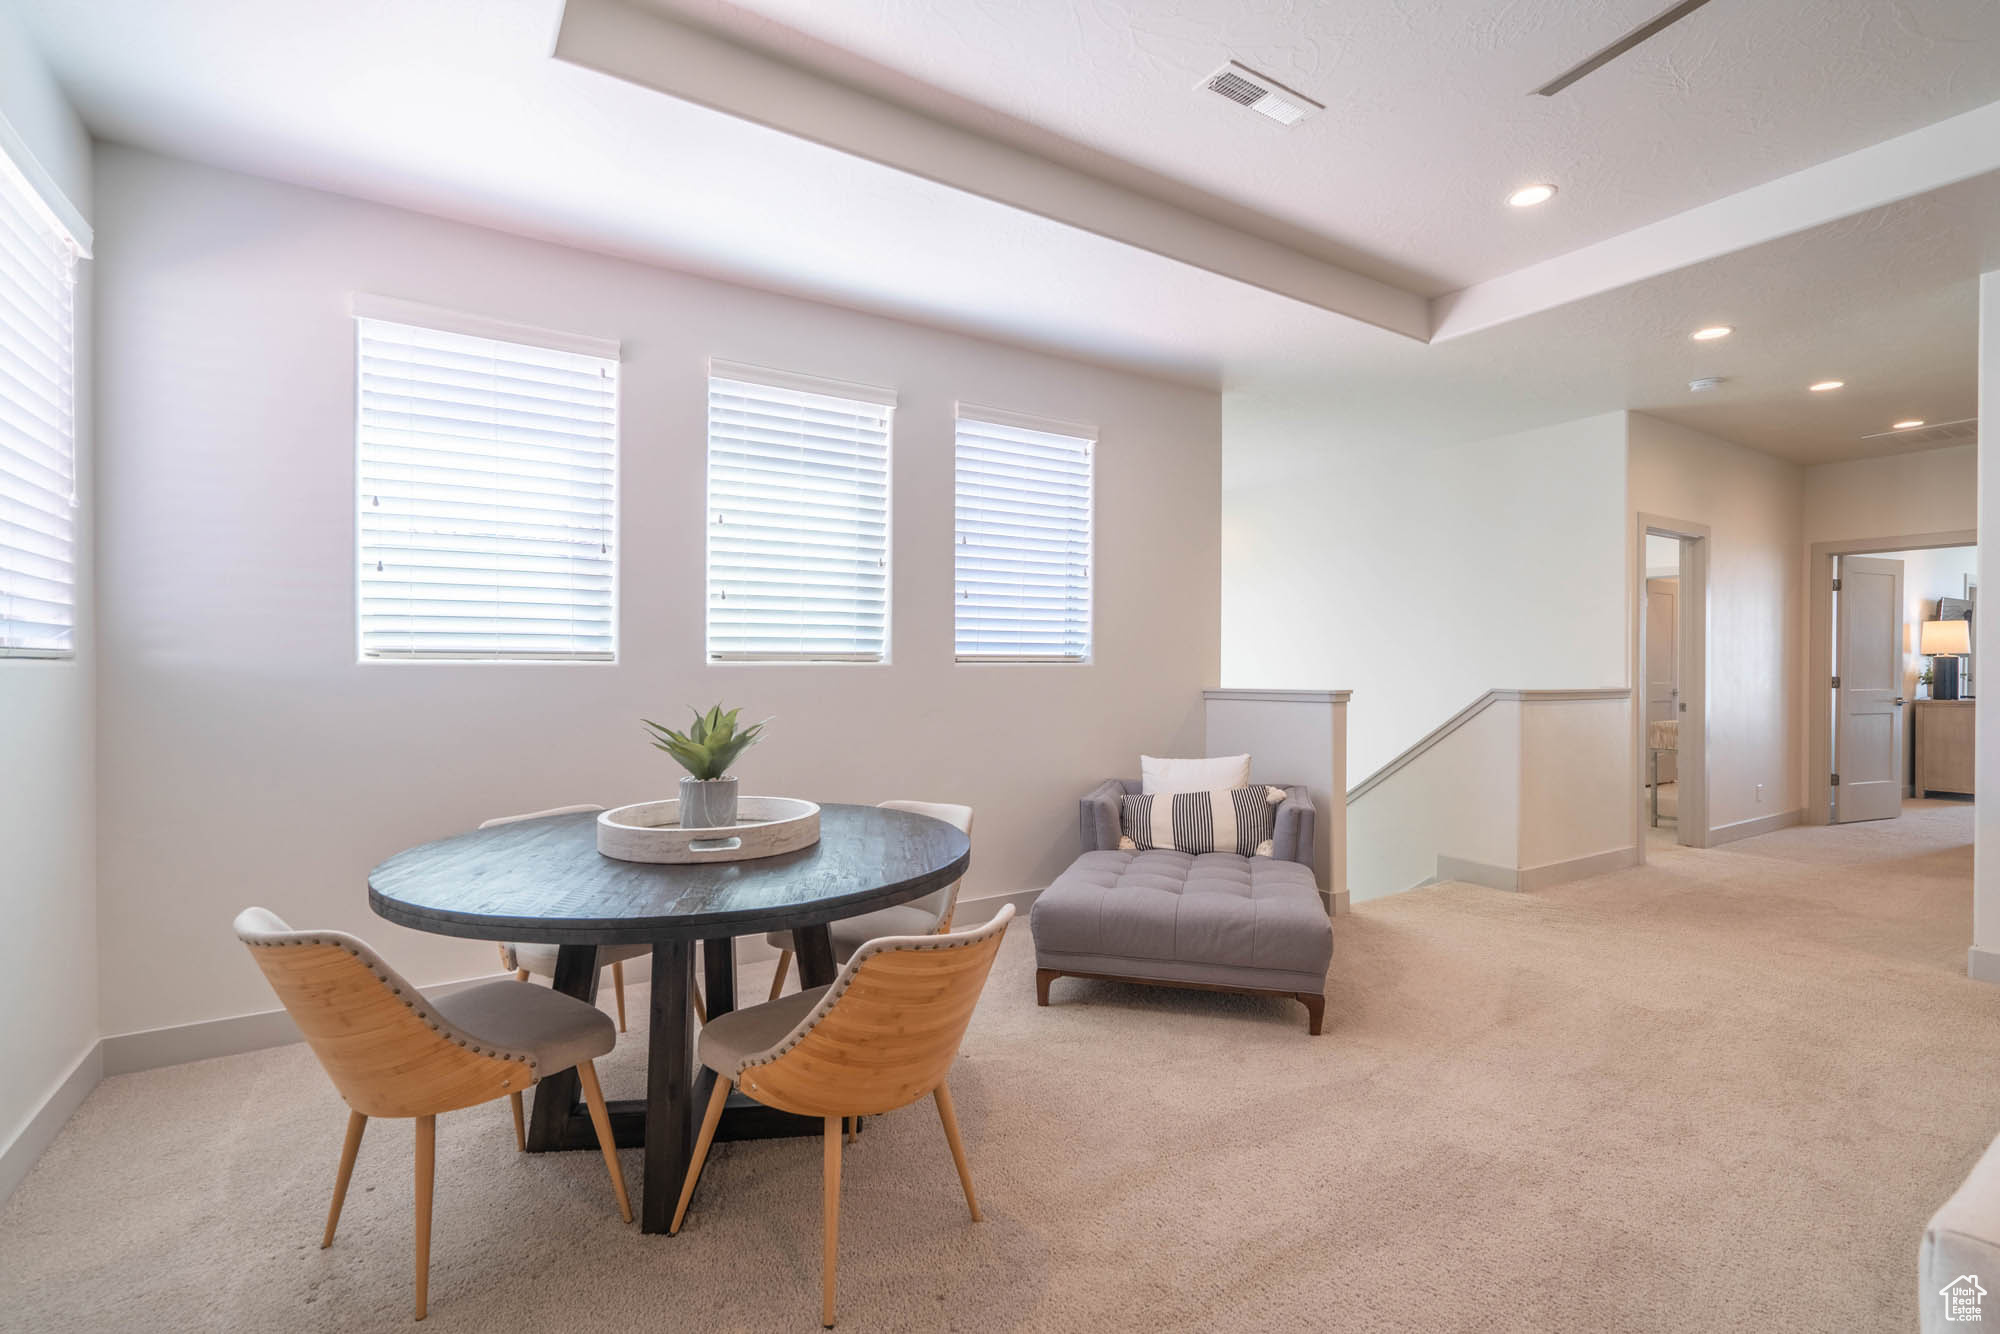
[483, 806, 690, 1029]
[766, 800, 972, 1000]
[673, 904, 1013, 1328]
[235, 907, 632, 1321]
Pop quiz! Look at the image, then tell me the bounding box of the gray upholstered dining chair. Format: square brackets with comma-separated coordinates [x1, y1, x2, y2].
[487, 805, 708, 1027]
[234, 907, 631, 1321]
[765, 799, 972, 1000]
[673, 904, 1013, 1328]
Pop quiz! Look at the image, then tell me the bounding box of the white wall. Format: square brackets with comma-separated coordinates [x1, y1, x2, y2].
[1518, 695, 1634, 870]
[1345, 691, 1633, 899]
[1348, 698, 1519, 897]
[1221, 401, 1630, 782]
[92, 146, 1222, 1037]
[1975, 272, 2000, 983]
[1644, 533, 1681, 578]
[0, 11, 97, 1185]
[1803, 444, 1977, 547]
[1628, 413, 1804, 833]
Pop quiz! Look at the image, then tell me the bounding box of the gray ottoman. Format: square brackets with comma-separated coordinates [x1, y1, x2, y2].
[1031, 848, 1334, 1033]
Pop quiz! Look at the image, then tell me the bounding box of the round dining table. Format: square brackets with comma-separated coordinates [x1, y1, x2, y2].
[367, 802, 971, 1234]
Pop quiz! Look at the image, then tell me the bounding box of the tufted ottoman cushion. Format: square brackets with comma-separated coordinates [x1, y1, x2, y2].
[1030, 850, 1333, 1029]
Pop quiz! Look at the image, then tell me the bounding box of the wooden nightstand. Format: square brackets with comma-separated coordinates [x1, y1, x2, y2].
[1914, 699, 1975, 797]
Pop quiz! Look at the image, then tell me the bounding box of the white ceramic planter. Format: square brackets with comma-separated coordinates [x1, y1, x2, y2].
[679, 775, 739, 828]
[596, 796, 821, 864]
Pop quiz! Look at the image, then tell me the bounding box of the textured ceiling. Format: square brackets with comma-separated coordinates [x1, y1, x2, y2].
[670, 0, 2000, 293]
[1226, 169, 2000, 467]
[10, 0, 1998, 465]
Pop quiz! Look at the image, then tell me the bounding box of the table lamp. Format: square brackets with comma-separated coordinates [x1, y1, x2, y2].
[1922, 619, 1970, 700]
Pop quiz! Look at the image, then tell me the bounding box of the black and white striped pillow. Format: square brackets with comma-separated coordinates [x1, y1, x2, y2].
[1118, 786, 1284, 857]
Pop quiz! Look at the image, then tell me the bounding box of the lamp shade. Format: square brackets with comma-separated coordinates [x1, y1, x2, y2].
[1921, 619, 1971, 655]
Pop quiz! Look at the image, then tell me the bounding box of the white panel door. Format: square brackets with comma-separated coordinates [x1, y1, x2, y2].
[1645, 577, 1678, 785]
[1835, 556, 1905, 823]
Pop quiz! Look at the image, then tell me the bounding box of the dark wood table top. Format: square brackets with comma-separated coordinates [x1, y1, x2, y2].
[368, 804, 970, 945]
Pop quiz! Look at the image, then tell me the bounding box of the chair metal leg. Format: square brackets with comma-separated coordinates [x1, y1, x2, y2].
[508, 1091, 525, 1152]
[322, 1110, 366, 1248]
[671, 1077, 732, 1234]
[933, 1082, 980, 1222]
[413, 1114, 435, 1321]
[769, 949, 793, 1001]
[612, 960, 627, 1032]
[576, 1061, 633, 1223]
[822, 1116, 842, 1328]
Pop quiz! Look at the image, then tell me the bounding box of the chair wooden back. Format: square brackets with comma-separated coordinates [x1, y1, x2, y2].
[877, 800, 973, 929]
[234, 907, 533, 1118]
[738, 905, 1012, 1118]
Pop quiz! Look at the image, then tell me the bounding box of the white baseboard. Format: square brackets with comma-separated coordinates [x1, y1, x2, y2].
[1970, 946, 2000, 986]
[102, 971, 505, 1077]
[952, 886, 1042, 923]
[1518, 846, 1639, 892]
[1435, 847, 1639, 894]
[1708, 809, 1803, 846]
[0, 1042, 102, 1207]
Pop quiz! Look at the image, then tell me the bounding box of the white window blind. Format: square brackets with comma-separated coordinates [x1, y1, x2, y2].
[0, 147, 80, 658]
[356, 316, 618, 660]
[706, 365, 893, 662]
[954, 409, 1094, 662]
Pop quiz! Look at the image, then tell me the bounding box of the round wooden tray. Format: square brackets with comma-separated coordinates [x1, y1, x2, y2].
[597, 796, 821, 864]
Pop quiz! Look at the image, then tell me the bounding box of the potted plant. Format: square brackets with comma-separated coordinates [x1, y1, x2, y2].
[642, 704, 768, 829]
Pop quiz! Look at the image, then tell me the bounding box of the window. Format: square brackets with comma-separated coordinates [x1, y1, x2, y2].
[706, 362, 893, 662]
[355, 307, 618, 660]
[0, 144, 83, 658]
[954, 408, 1094, 662]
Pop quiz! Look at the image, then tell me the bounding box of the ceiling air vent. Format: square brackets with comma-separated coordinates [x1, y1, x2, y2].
[1858, 417, 1977, 449]
[1200, 61, 1322, 126]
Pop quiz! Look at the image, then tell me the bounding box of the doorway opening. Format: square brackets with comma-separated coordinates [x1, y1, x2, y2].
[1807, 530, 1977, 825]
[1635, 514, 1709, 856]
[1821, 540, 1977, 824]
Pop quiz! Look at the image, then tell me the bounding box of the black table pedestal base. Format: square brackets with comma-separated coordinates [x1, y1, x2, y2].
[525, 927, 841, 1233]
[531, 1081, 824, 1151]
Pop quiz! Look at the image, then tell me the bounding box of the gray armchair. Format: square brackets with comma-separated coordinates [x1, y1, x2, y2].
[1078, 779, 1316, 870]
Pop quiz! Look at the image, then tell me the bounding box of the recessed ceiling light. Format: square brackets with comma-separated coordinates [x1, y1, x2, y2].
[1507, 184, 1557, 208]
[1808, 380, 1844, 392]
[1893, 419, 1925, 430]
[1690, 325, 1733, 341]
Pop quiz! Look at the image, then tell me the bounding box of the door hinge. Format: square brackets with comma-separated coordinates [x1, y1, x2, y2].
[1831, 773, 1840, 787]
[1832, 578, 1841, 591]
[1831, 675, 1840, 689]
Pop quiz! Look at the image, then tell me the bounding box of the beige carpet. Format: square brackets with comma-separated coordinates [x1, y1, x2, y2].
[3, 801, 1996, 1333]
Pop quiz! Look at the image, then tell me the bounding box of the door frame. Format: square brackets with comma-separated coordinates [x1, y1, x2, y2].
[1634, 513, 1710, 856]
[1806, 528, 1977, 825]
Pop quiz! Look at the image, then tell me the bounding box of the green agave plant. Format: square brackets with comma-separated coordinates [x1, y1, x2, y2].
[642, 704, 769, 781]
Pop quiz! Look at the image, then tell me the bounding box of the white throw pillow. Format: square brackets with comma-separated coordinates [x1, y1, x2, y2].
[1141, 753, 1251, 795]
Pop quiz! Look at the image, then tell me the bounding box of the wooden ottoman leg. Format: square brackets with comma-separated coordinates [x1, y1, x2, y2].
[1035, 969, 1058, 1006]
[1298, 993, 1325, 1036]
